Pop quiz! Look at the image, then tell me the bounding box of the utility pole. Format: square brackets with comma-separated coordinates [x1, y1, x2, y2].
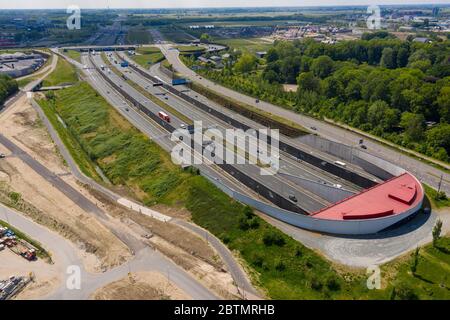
[437, 174, 443, 193]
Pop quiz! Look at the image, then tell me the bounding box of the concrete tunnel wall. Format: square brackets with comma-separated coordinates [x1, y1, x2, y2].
[299, 134, 405, 180]
[202, 170, 424, 235]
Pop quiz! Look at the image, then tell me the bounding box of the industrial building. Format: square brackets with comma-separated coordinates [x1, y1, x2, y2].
[0, 52, 46, 78]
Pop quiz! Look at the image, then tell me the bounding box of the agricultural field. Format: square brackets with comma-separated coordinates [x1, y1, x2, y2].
[126, 26, 153, 45]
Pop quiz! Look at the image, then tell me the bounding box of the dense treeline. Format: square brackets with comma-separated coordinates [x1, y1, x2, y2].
[193, 34, 450, 162]
[0, 75, 18, 105]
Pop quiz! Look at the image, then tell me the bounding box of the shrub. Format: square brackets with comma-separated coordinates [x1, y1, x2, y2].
[325, 275, 341, 291]
[262, 231, 286, 246]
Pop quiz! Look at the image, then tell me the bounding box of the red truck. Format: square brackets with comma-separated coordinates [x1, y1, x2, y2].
[158, 111, 170, 123]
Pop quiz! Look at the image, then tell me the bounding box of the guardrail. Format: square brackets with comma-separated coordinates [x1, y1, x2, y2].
[126, 60, 377, 189]
[89, 54, 309, 214]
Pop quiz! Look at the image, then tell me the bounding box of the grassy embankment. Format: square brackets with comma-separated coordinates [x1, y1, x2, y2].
[130, 47, 164, 68]
[36, 59, 449, 300]
[42, 57, 78, 87]
[64, 49, 81, 63]
[423, 183, 450, 209]
[176, 45, 206, 54]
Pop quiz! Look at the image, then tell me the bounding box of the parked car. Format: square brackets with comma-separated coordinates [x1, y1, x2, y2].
[288, 194, 298, 202]
[310, 126, 317, 130]
[0, 153, 5, 159]
[360, 144, 367, 149]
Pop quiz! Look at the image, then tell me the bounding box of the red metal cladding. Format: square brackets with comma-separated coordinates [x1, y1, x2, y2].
[312, 173, 422, 221]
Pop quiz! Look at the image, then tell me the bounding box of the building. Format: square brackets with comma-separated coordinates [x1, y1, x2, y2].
[0, 52, 45, 78]
[255, 51, 267, 58]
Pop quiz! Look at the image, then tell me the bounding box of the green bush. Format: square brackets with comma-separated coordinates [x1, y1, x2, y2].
[262, 231, 286, 246]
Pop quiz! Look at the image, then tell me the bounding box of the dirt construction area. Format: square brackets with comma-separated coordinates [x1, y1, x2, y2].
[91, 271, 191, 300]
[0, 93, 239, 299]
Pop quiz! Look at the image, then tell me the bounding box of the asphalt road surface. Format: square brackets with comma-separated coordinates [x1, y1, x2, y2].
[0, 204, 217, 300]
[42, 48, 440, 271]
[159, 44, 449, 195]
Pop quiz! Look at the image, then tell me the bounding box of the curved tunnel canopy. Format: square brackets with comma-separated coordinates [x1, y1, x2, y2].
[312, 173, 422, 221]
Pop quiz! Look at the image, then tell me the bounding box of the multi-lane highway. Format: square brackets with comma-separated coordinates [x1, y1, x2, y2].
[89, 51, 331, 213]
[159, 43, 449, 195]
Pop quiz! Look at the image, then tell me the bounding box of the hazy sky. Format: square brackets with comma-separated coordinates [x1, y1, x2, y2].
[1, 0, 449, 10]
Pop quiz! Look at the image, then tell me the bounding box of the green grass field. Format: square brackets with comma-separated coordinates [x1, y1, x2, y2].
[216, 38, 272, 53]
[131, 47, 164, 68]
[126, 27, 153, 44]
[42, 57, 78, 87]
[64, 49, 81, 63]
[176, 45, 205, 52]
[158, 25, 195, 43]
[35, 65, 450, 300]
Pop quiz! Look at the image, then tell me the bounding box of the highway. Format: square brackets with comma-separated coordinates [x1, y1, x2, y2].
[89, 52, 329, 212]
[73, 52, 260, 295]
[117, 52, 361, 194]
[43, 48, 443, 271]
[159, 43, 449, 195]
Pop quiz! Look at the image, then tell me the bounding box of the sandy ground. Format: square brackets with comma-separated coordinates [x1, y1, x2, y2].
[91, 271, 191, 300]
[0, 94, 240, 299]
[87, 188, 239, 299]
[0, 249, 59, 299]
[0, 95, 132, 297]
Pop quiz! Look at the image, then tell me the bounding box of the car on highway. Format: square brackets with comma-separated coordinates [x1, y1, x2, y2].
[255, 99, 259, 103]
[288, 194, 298, 202]
[125, 108, 129, 112]
[0, 153, 5, 159]
[360, 144, 367, 149]
[310, 126, 317, 130]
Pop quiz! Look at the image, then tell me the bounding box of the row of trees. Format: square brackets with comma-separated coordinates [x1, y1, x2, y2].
[193, 34, 450, 162]
[0, 75, 18, 106]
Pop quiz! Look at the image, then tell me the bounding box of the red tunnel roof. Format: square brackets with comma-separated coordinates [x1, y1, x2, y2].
[312, 173, 423, 221]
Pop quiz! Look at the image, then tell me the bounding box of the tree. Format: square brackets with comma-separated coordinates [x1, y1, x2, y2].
[265, 48, 279, 63]
[380, 47, 396, 69]
[437, 87, 450, 123]
[426, 124, 450, 155]
[199, 33, 210, 43]
[432, 219, 443, 247]
[234, 53, 257, 73]
[400, 112, 425, 141]
[297, 72, 320, 93]
[396, 47, 410, 68]
[311, 55, 334, 78]
[408, 49, 430, 64]
[263, 69, 279, 83]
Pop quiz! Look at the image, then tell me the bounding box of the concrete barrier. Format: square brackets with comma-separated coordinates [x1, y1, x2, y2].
[202, 170, 424, 235]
